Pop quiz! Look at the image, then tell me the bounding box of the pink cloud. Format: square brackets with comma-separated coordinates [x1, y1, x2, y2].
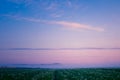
[4, 15, 104, 32]
[50, 21, 104, 32]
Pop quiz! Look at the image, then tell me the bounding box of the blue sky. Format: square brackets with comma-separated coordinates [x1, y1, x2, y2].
[0, 0, 120, 49]
[0, 0, 120, 66]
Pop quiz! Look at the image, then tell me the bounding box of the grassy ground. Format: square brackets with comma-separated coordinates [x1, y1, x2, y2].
[0, 68, 120, 80]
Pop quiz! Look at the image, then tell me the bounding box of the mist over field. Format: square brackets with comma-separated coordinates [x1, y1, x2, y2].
[0, 49, 120, 68]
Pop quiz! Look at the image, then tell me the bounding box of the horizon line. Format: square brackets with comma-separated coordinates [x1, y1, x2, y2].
[0, 48, 120, 50]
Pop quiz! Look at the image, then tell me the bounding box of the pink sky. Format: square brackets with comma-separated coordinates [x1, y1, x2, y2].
[0, 50, 120, 67]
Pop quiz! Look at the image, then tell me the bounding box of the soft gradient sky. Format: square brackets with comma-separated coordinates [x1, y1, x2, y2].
[0, 0, 120, 67]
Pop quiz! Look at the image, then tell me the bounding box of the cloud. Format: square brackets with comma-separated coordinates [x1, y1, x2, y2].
[66, 0, 72, 7]
[50, 10, 64, 18]
[45, 2, 58, 10]
[3, 15, 104, 32]
[8, 0, 32, 5]
[50, 21, 104, 32]
[0, 48, 120, 50]
[51, 14, 62, 18]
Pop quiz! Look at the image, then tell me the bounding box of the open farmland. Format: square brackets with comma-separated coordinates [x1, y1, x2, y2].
[0, 68, 120, 80]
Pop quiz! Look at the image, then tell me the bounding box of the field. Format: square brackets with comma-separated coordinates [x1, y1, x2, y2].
[0, 68, 120, 80]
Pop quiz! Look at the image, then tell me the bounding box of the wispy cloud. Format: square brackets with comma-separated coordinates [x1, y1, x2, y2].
[66, 0, 72, 7]
[45, 2, 58, 10]
[50, 13, 63, 18]
[3, 15, 104, 32]
[8, 0, 33, 5]
[50, 10, 64, 18]
[1, 48, 120, 51]
[50, 21, 104, 32]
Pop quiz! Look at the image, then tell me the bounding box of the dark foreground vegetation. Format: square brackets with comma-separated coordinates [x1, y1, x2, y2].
[0, 68, 120, 80]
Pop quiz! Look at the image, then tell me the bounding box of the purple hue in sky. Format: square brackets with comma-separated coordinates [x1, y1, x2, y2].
[0, 50, 120, 67]
[0, 0, 120, 67]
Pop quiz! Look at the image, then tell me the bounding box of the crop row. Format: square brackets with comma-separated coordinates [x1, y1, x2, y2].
[0, 68, 120, 80]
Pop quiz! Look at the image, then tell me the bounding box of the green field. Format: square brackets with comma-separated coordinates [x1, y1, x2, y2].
[0, 68, 120, 80]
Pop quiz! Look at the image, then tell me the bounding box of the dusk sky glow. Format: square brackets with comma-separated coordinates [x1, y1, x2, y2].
[0, 0, 120, 67]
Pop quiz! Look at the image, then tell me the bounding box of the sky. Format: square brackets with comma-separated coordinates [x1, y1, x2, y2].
[0, 0, 120, 67]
